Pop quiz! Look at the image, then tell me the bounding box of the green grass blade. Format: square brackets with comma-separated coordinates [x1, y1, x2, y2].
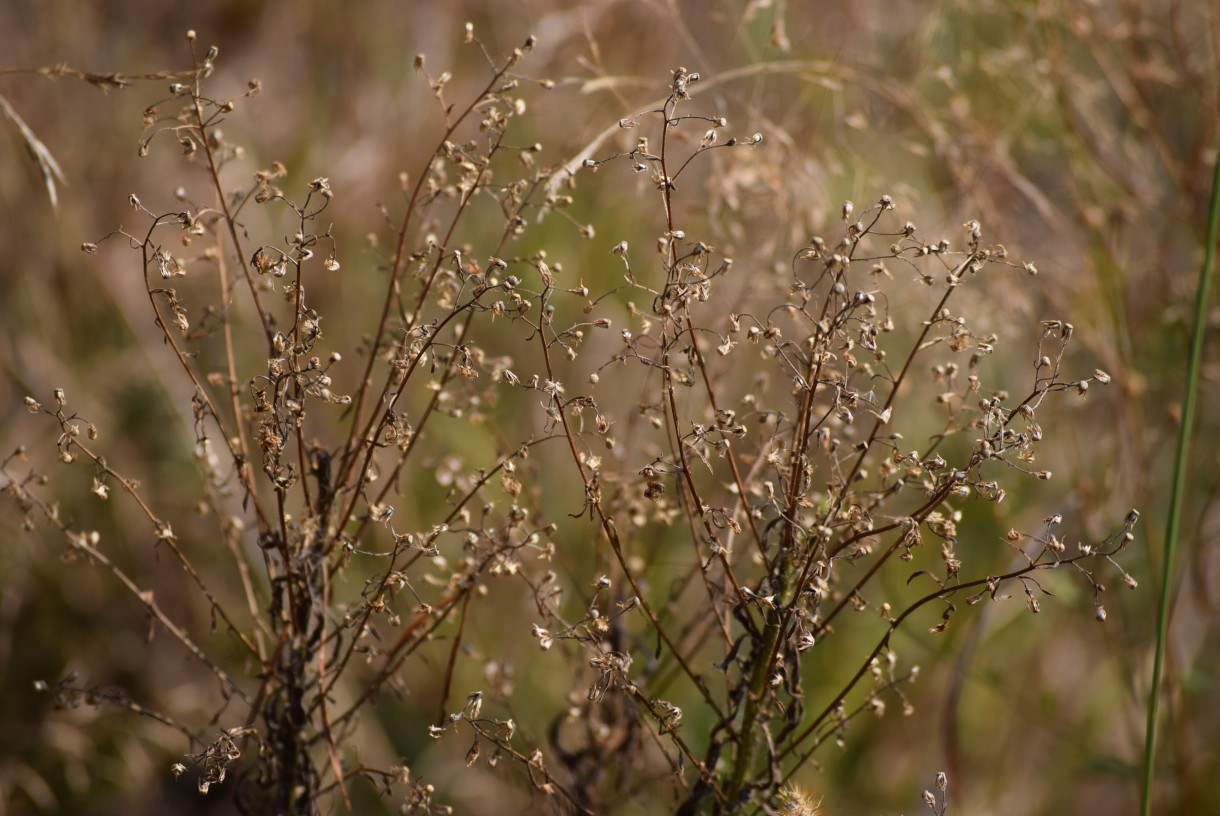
[1140, 147, 1220, 815]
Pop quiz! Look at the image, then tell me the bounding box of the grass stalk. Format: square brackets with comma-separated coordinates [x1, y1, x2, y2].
[1139, 146, 1220, 816]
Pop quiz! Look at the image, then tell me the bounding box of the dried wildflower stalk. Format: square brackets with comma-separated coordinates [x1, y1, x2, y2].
[2, 26, 1139, 816]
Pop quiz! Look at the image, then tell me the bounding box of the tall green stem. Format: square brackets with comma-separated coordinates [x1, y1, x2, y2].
[1140, 147, 1220, 815]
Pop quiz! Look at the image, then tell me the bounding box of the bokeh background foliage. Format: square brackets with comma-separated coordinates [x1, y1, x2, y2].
[0, 1, 1217, 814]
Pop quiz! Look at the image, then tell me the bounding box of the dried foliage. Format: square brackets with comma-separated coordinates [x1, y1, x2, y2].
[2, 2, 1214, 815]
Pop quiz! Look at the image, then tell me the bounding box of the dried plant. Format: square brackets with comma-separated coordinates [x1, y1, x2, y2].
[2, 17, 1150, 816]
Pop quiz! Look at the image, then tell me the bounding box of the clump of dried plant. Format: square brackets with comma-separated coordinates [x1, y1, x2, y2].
[2, 24, 1141, 816]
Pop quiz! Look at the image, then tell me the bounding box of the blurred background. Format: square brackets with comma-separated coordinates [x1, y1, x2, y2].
[0, 1, 1216, 814]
